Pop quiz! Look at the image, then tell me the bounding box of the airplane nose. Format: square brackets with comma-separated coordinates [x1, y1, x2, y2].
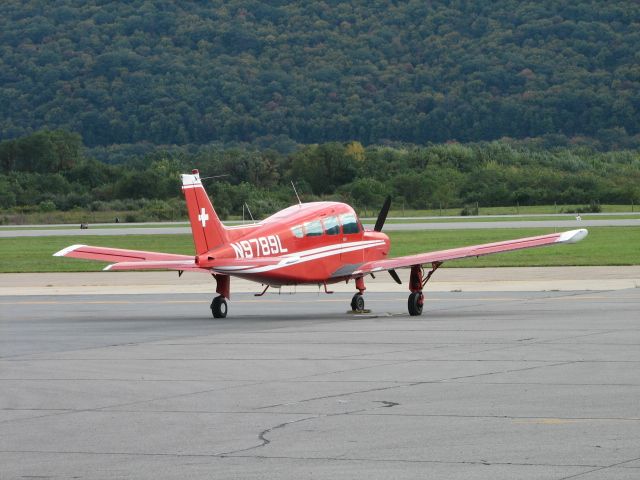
[364, 230, 390, 255]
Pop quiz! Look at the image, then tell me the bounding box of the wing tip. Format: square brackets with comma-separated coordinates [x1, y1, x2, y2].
[558, 228, 589, 244]
[53, 244, 86, 257]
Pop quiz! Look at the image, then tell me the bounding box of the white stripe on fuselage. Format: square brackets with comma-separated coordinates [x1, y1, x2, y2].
[212, 239, 385, 274]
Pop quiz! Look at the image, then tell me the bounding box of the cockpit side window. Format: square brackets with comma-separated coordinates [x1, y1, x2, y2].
[291, 225, 304, 238]
[304, 219, 323, 236]
[323, 216, 340, 235]
[340, 213, 360, 234]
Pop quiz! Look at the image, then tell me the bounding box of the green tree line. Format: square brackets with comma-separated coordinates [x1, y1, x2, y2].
[2, 130, 639, 221]
[1, 1, 640, 149]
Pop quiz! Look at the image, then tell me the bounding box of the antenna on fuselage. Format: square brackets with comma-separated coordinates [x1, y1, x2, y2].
[243, 203, 255, 222]
[200, 174, 230, 181]
[291, 180, 302, 206]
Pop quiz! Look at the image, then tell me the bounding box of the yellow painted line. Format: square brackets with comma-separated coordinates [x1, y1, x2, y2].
[513, 418, 579, 425]
[0, 300, 138, 305]
[549, 295, 640, 300]
[511, 418, 636, 425]
[0, 297, 519, 306]
[3, 294, 635, 307]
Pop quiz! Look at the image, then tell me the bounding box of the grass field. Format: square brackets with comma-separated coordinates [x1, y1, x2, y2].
[1, 227, 638, 273]
[382, 204, 638, 217]
[2, 204, 638, 226]
[389, 227, 640, 267]
[381, 214, 640, 223]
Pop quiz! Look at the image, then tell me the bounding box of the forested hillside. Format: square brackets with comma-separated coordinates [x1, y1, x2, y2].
[1, 1, 640, 149]
[2, 131, 639, 223]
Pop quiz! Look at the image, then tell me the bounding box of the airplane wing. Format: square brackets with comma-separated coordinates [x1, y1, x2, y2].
[352, 228, 588, 276]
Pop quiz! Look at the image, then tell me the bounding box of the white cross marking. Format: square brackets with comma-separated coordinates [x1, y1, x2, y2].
[198, 207, 209, 228]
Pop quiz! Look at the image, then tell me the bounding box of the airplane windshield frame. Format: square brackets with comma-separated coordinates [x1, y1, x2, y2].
[340, 213, 360, 234]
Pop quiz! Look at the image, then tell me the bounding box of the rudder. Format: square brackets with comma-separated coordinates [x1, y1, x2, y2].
[181, 170, 228, 254]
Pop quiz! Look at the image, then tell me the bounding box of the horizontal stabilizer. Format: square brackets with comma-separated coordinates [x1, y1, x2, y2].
[53, 244, 193, 263]
[104, 260, 204, 272]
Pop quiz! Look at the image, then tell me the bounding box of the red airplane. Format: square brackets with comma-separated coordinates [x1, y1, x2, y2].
[54, 170, 588, 318]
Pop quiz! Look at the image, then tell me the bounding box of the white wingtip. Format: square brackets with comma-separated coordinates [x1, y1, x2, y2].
[53, 244, 85, 257]
[558, 229, 589, 244]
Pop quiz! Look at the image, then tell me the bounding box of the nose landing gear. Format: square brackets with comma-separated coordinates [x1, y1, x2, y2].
[350, 276, 367, 312]
[351, 293, 365, 311]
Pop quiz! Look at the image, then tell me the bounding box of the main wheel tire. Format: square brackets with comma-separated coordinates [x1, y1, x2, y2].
[211, 296, 228, 318]
[408, 292, 424, 316]
[351, 293, 365, 311]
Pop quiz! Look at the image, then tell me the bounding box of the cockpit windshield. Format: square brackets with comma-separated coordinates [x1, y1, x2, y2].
[340, 213, 360, 234]
[289, 211, 361, 239]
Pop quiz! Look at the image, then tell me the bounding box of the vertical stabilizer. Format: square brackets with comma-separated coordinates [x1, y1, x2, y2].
[182, 170, 228, 254]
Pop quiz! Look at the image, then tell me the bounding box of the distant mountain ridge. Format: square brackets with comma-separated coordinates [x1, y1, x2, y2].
[1, 0, 639, 148]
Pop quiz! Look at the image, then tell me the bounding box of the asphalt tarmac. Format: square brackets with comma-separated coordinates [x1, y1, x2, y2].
[2, 285, 639, 479]
[2, 218, 639, 237]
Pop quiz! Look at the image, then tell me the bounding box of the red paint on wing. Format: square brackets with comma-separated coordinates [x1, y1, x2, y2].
[357, 231, 565, 273]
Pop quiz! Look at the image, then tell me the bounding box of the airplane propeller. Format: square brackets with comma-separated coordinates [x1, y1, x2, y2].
[372, 196, 401, 284]
[374, 195, 391, 232]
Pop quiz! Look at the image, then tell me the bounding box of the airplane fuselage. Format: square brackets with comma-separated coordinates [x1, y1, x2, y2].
[196, 201, 390, 286]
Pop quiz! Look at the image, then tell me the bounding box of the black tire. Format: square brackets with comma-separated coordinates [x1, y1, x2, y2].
[211, 296, 228, 318]
[408, 292, 423, 316]
[351, 293, 365, 311]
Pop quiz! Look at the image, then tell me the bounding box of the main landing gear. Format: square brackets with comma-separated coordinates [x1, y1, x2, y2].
[350, 276, 367, 312]
[350, 263, 441, 316]
[407, 262, 441, 316]
[211, 274, 230, 319]
[408, 291, 423, 316]
[211, 296, 228, 318]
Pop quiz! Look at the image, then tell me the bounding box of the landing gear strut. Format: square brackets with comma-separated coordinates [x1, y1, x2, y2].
[350, 276, 366, 312]
[408, 262, 441, 316]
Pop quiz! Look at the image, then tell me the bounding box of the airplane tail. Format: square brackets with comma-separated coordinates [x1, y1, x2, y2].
[181, 170, 229, 254]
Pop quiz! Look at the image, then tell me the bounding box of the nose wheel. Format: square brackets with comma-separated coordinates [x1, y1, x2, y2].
[211, 295, 228, 318]
[351, 293, 365, 312]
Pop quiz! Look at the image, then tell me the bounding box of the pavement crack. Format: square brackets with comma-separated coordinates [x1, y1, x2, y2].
[556, 455, 640, 480]
[374, 400, 399, 408]
[257, 361, 574, 412]
[441, 361, 577, 382]
[221, 400, 399, 457]
[218, 415, 320, 457]
[255, 383, 407, 410]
